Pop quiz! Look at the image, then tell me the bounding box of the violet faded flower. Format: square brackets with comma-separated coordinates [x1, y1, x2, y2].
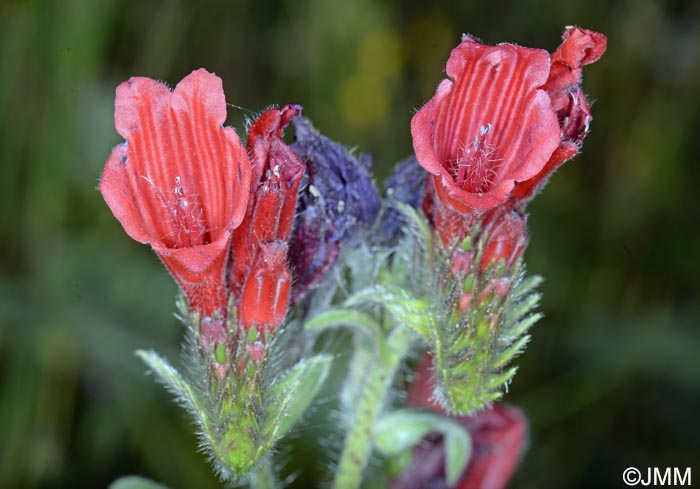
[100, 69, 251, 317]
[289, 117, 381, 303]
[380, 156, 427, 243]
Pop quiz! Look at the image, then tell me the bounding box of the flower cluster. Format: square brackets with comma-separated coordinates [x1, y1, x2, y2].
[100, 25, 605, 489]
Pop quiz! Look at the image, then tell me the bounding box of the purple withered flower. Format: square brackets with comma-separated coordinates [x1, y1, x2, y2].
[380, 156, 427, 243]
[289, 117, 381, 303]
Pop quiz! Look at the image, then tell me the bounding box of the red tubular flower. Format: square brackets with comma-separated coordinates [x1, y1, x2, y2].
[412, 35, 560, 213]
[415, 28, 605, 246]
[512, 27, 607, 201]
[100, 69, 251, 317]
[457, 404, 527, 489]
[229, 105, 305, 332]
[239, 241, 292, 331]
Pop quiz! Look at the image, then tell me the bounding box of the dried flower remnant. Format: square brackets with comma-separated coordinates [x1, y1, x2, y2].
[100, 69, 251, 317]
[380, 156, 427, 244]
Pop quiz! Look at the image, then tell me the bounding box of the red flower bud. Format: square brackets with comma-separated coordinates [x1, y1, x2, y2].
[479, 210, 528, 272]
[100, 69, 251, 316]
[229, 105, 304, 294]
[239, 241, 291, 331]
[229, 105, 304, 331]
[512, 27, 607, 202]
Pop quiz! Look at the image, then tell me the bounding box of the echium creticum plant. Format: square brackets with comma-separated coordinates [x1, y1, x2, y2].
[101, 27, 605, 489]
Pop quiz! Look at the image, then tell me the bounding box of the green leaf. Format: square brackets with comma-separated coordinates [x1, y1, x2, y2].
[443, 426, 471, 486]
[304, 309, 383, 340]
[345, 286, 432, 337]
[373, 409, 471, 486]
[135, 350, 210, 428]
[264, 355, 333, 442]
[395, 201, 433, 249]
[373, 410, 437, 455]
[109, 476, 169, 489]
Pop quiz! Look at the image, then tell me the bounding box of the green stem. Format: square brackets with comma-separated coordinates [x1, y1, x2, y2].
[333, 325, 415, 489]
[249, 457, 276, 489]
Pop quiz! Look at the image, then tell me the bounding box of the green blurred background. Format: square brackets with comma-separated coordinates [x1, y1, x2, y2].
[1, 0, 698, 487]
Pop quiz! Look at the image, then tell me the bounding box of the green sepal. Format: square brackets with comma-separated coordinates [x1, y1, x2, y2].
[135, 350, 212, 433]
[373, 409, 471, 486]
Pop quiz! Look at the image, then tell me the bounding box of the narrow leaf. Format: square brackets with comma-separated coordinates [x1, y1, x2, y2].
[373, 410, 437, 455]
[135, 350, 210, 427]
[264, 355, 332, 443]
[443, 426, 471, 486]
[304, 309, 383, 340]
[345, 286, 432, 337]
[373, 409, 471, 486]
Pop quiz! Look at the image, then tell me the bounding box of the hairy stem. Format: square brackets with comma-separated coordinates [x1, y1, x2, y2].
[333, 325, 415, 489]
[249, 457, 276, 489]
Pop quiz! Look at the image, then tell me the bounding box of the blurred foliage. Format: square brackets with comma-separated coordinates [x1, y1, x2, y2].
[1, 0, 699, 488]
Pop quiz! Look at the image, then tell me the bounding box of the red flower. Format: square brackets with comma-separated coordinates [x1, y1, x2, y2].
[100, 69, 251, 316]
[412, 28, 606, 217]
[411, 36, 560, 213]
[239, 241, 292, 331]
[457, 404, 527, 489]
[229, 104, 305, 331]
[479, 209, 527, 273]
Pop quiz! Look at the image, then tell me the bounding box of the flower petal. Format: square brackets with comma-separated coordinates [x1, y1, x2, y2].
[412, 39, 560, 212]
[435, 42, 558, 193]
[110, 69, 250, 249]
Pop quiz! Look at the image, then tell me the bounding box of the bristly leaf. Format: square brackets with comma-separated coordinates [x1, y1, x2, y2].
[304, 309, 383, 343]
[136, 350, 213, 435]
[263, 354, 332, 441]
[138, 319, 331, 484]
[431, 262, 543, 414]
[344, 285, 432, 338]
